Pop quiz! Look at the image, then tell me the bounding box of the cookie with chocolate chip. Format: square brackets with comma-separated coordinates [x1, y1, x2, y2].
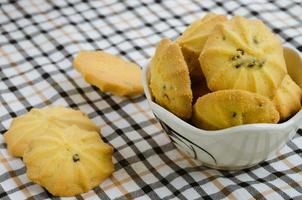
[199, 16, 287, 99]
[149, 38, 193, 119]
[23, 125, 113, 196]
[4, 106, 99, 157]
[192, 90, 280, 130]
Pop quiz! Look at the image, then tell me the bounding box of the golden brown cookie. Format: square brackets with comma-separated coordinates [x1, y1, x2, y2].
[23, 125, 114, 196]
[273, 75, 302, 121]
[192, 90, 280, 130]
[4, 106, 99, 157]
[149, 38, 193, 119]
[200, 16, 287, 99]
[177, 13, 227, 77]
[73, 51, 143, 96]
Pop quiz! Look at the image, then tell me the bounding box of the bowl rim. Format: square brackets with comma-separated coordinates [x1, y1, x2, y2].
[142, 45, 302, 136]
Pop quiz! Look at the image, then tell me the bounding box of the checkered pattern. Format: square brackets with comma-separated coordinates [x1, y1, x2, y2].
[1, 0, 302, 199]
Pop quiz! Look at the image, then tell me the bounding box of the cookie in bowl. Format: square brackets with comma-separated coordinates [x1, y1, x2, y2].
[192, 90, 280, 130]
[177, 13, 227, 77]
[149, 38, 193, 119]
[200, 16, 287, 99]
[273, 75, 302, 121]
[143, 12, 302, 169]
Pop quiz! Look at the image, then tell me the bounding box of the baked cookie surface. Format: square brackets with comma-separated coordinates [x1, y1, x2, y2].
[200, 16, 287, 98]
[4, 106, 99, 157]
[73, 51, 143, 96]
[192, 90, 280, 130]
[177, 13, 227, 77]
[23, 125, 113, 196]
[273, 75, 302, 121]
[150, 38, 193, 119]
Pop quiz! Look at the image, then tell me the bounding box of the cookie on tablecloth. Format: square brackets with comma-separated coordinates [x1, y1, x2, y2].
[73, 51, 143, 96]
[23, 125, 113, 196]
[4, 106, 99, 157]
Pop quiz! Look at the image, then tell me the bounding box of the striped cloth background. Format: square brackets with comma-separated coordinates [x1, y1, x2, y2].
[0, 0, 302, 199]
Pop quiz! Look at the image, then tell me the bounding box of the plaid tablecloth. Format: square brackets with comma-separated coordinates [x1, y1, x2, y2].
[1, 0, 302, 199]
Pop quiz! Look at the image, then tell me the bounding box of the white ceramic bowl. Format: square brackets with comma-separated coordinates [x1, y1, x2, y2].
[142, 46, 302, 170]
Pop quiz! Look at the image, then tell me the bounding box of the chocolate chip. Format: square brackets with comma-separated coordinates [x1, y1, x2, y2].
[236, 48, 245, 55]
[231, 52, 241, 61]
[232, 112, 237, 118]
[235, 63, 242, 68]
[163, 93, 170, 101]
[73, 154, 80, 162]
[259, 60, 266, 68]
[248, 60, 256, 68]
[253, 37, 259, 44]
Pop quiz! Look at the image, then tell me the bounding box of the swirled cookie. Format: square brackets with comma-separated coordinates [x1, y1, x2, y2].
[177, 13, 227, 77]
[200, 16, 287, 98]
[23, 126, 113, 196]
[149, 38, 193, 119]
[192, 90, 280, 130]
[4, 106, 99, 157]
[273, 75, 302, 121]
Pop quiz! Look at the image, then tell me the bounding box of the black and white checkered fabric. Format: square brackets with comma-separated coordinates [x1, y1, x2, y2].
[1, 0, 302, 199]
